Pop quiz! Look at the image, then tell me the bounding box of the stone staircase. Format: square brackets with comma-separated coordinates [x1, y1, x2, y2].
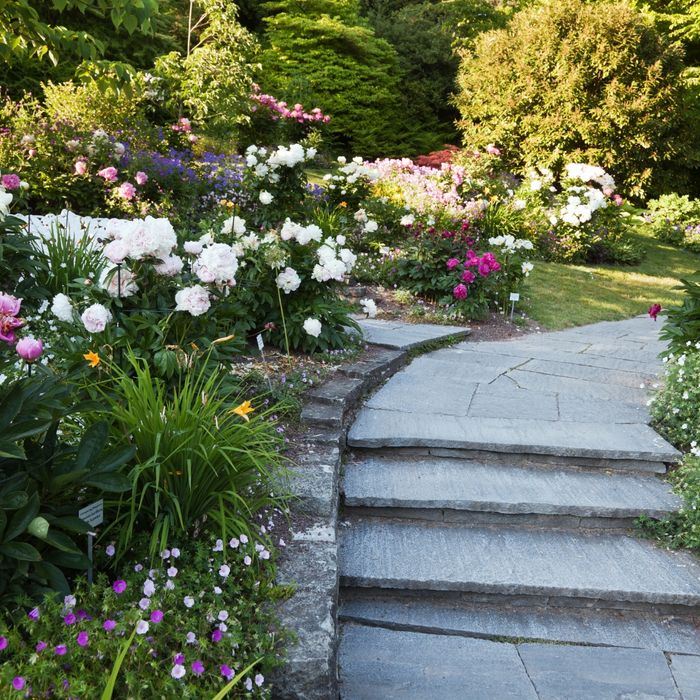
[336, 318, 700, 699]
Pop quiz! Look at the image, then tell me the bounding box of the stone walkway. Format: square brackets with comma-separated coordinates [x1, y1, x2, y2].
[338, 316, 700, 699]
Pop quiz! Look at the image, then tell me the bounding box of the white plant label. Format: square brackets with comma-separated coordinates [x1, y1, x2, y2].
[78, 500, 104, 528]
[509, 292, 520, 302]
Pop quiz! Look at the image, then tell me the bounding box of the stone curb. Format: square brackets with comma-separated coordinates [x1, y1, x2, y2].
[271, 347, 408, 699]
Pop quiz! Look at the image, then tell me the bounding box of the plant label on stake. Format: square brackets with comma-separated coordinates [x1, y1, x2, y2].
[257, 334, 273, 392]
[509, 292, 520, 321]
[78, 500, 104, 585]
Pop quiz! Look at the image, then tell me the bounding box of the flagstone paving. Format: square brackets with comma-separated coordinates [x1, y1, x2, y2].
[338, 316, 700, 699]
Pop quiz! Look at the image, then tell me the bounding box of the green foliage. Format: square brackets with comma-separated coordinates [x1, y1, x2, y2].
[0, 371, 132, 606]
[99, 352, 286, 559]
[0, 213, 48, 303]
[153, 0, 258, 135]
[455, 0, 687, 199]
[646, 193, 700, 245]
[0, 536, 284, 697]
[259, 0, 409, 156]
[659, 275, 700, 353]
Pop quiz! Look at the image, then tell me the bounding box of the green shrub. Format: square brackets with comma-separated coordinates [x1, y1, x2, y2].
[646, 193, 700, 246]
[455, 0, 687, 199]
[659, 275, 700, 352]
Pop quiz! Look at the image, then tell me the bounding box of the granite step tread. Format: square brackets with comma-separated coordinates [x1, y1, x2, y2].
[339, 595, 700, 654]
[341, 455, 681, 520]
[339, 623, 700, 700]
[347, 407, 680, 466]
[338, 517, 700, 608]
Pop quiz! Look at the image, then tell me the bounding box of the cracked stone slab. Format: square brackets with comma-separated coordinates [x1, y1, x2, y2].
[342, 456, 681, 519]
[338, 518, 700, 608]
[348, 407, 680, 466]
[517, 643, 680, 700]
[519, 357, 657, 388]
[339, 623, 538, 700]
[354, 318, 470, 350]
[339, 596, 700, 654]
[669, 654, 700, 698]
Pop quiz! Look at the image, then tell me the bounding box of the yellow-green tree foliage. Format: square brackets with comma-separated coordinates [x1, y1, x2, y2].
[455, 0, 687, 198]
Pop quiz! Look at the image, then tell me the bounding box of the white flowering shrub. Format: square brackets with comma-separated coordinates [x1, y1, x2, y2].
[517, 163, 640, 264]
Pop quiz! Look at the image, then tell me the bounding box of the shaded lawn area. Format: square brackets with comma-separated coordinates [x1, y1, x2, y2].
[523, 225, 700, 329]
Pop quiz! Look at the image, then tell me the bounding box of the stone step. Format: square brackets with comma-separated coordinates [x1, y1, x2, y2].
[347, 407, 679, 471]
[339, 593, 700, 654]
[338, 517, 700, 614]
[339, 623, 700, 700]
[341, 455, 681, 529]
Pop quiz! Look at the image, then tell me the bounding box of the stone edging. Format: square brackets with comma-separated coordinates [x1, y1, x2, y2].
[271, 346, 408, 699]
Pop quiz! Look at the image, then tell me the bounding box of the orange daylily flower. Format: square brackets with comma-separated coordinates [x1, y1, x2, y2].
[339, 201, 348, 208]
[83, 351, 100, 368]
[231, 400, 255, 422]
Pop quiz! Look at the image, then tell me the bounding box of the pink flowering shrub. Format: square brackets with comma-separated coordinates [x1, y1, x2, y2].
[0, 537, 284, 698]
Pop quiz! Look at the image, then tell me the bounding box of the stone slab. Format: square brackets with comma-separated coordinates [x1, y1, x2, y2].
[340, 348, 407, 382]
[669, 653, 700, 699]
[300, 400, 344, 428]
[339, 623, 538, 700]
[342, 456, 681, 519]
[467, 390, 559, 421]
[517, 643, 680, 700]
[348, 407, 680, 465]
[308, 376, 366, 406]
[339, 596, 700, 654]
[520, 357, 657, 388]
[272, 540, 338, 700]
[338, 518, 700, 607]
[354, 318, 470, 350]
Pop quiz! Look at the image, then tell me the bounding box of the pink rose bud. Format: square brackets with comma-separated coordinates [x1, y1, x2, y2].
[16, 336, 43, 363]
[74, 160, 88, 176]
[135, 171, 148, 185]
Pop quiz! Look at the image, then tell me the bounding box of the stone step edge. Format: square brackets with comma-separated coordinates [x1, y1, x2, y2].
[348, 446, 669, 473]
[339, 576, 700, 611]
[341, 504, 667, 531]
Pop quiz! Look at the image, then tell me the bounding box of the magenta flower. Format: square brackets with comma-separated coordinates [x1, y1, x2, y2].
[191, 660, 204, 675]
[220, 664, 234, 680]
[12, 677, 25, 691]
[462, 270, 476, 284]
[63, 613, 76, 626]
[0, 293, 20, 316]
[446, 258, 459, 270]
[648, 303, 662, 321]
[117, 181, 136, 201]
[0, 636, 6, 651]
[97, 166, 118, 182]
[16, 336, 43, 363]
[211, 629, 223, 643]
[150, 610, 164, 623]
[76, 631, 89, 647]
[478, 261, 491, 277]
[174, 653, 185, 665]
[35, 641, 47, 652]
[103, 620, 117, 631]
[453, 284, 468, 300]
[0, 293, 24, 344]
[112, 579, 127, 594]
[27, 608, 39, 621]
[1, 174, 20, 190]
[54, 644, 67, 656]
[135, 171, 148, 185]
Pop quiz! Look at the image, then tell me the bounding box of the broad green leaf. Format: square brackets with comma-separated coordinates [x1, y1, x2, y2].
[0, 542, 41, 561]
[75, 421, 108, 471]
[4, 492, 40, 541]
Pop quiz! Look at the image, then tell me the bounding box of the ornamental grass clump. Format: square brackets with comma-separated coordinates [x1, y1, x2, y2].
[0, 536, 284, 697]
[99, 351, 287, 559]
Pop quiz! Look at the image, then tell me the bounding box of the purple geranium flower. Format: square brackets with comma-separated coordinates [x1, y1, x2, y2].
[192, 660, 204, 675]
[103, 620, 117, 631]
[77, 631, 89, 647]
[112, 579, 127, 594]
[55, 644, 67, 656]
[150, 610, 164, 623]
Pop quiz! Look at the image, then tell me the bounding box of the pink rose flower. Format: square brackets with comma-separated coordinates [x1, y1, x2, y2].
[74, 160, 88, 176]
[135, 171, 148, 185]
[97, 166, 118, 182]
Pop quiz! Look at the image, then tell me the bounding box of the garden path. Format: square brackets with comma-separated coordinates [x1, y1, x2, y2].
[338, 316, 700, 699]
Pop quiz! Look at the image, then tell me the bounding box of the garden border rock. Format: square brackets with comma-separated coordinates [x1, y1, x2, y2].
[271, 346, 408, 699]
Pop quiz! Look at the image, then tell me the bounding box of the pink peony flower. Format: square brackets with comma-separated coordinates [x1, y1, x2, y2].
[16, 336, 43, 363]
[485, 144, 501, 156]
[462, 270, 476, 284]
[648, 303, 662, 321]
[135, 171, 148, 185]
[453, 283, 468, 300]
[97, 166, 118, 182]
[1, 174, 21, 190]
[117, 181, 136, 200]
[446, 258, 460, 270]
[0, 293, 21, 316]
[74, 160, 88, 176]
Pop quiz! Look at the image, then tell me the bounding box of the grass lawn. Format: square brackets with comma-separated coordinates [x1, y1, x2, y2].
[523, 224, 700, 329]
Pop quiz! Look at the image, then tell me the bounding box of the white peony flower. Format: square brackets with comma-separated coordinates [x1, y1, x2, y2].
[364, 220, 378, 233]
[100, 266, 138, 297]
[400, 213, 415, 226]
[303, 318, 322, 338]
[221, 216, 246, 236]
[184, 240, 203, 255]
[0, 190, 13, 215]
[81, 303, 112, 333]
[339, 248, 357, 272]
[276, 267, 301, 294]
[354, 208, 368, 223]
[154, 254, 184, 277]
[360, 298, 377, 318]
[193, 243, 238, 285]
[51, 293, 74, 322]
[175, 285, 211, 316]
[522, 261, 534, 276]
[259, 190, 273, 205]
